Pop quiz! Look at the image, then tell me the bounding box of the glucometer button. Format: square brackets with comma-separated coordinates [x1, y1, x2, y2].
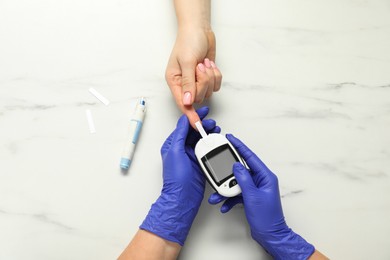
[229, 179, 238, 187]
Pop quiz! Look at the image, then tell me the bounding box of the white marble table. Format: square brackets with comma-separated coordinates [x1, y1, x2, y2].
[1, 0, 389, 259]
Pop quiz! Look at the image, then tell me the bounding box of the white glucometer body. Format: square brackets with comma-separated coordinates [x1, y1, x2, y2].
[194, 122, 243, 197]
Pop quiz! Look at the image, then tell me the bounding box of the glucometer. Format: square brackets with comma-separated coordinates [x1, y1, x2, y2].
[194, 121, 244, 197]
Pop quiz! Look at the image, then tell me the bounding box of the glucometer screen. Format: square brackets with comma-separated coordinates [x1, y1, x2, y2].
[201, 144, 239, 186]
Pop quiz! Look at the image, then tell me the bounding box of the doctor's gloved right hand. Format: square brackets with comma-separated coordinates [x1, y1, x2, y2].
[208, 134, 318, 260]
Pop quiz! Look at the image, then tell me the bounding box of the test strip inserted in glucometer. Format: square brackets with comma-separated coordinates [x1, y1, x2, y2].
[194, 121, 244, 197]
[195, 121, 208, 139]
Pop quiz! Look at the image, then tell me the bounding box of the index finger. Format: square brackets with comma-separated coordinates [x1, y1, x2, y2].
[183, 106, 201, 129]
[169, 80, 200, 129]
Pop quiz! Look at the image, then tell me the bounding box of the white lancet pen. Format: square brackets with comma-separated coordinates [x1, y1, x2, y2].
[120, 98, 146, 170]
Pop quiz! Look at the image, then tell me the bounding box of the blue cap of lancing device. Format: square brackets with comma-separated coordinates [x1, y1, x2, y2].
[120, 158, 131, 170]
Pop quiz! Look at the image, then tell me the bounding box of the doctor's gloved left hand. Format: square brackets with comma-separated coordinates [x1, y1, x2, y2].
[140, 106, 220, 246]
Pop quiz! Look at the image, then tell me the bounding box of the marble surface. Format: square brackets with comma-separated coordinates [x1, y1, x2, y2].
[1, 0, 390, 259]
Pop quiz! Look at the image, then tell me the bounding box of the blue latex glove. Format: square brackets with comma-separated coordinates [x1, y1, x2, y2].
[140, 107, 220, 246]
[209, 134, 315, 260]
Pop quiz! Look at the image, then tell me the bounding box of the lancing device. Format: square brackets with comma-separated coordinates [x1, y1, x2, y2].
[120, 98, 146, 170]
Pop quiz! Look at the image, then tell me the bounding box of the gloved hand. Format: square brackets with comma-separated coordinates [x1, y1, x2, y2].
[140, 107, 220, 246]
[208, 134, 315, 260]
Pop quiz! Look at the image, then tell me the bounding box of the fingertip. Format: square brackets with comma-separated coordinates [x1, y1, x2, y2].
[204, 58, 211, 68]
[233, 162, 244, 171]
[197, 63, 206, 73]
[220, 205, 229, 213]
[196, 63, 209, 82]
[195, 106, 209, 119]
[233, 163, 249, 182]
[226, 133, 235, 142]
[212, 126, 221, 134]
[226, 133, 235, 138]
[233, 162, 256, 193]
[208, 196, 216, 204]
[208, 192, 225, 204]
[226, 134, 240, 147]
[233, 162, 242, 170]
[202, 119, 216, 130]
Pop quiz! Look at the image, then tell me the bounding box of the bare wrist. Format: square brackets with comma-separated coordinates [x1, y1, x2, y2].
[174, 0, 211, 32]
[177, 20, 211, 32]
[177, 23, 212, 36]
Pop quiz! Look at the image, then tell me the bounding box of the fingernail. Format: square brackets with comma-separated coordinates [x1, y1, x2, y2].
[210, 61, 217, 69]
[198, 63, 206, 72]
[183, 92, 192, 105]
[204, 58, 211, 68]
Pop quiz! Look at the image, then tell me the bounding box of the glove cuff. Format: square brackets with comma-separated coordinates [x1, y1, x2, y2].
[140, 192, 201, 246]
[255, 228, 315, 260]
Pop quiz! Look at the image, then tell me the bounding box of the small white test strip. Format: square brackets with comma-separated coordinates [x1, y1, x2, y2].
[85, 109, 96, 134]
[88, 88, 110, 106]
[195, 121, 208, 139]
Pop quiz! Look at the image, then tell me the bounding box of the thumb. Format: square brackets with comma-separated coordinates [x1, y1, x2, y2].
[172, 115, 190, 148]
[180, 61, 197, 106]
[233, 162, 257, 196]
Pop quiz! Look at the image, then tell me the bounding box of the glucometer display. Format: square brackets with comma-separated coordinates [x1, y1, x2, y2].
[201, 144, 239, 185]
